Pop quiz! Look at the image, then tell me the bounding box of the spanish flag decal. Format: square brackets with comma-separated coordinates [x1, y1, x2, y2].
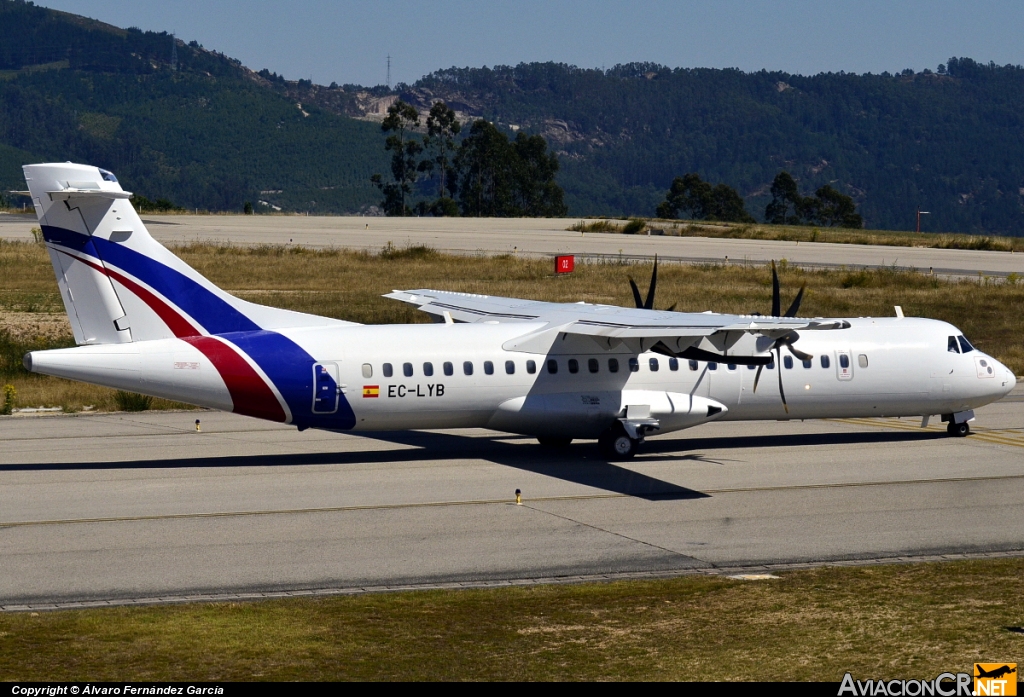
[362, 385, 380, 398]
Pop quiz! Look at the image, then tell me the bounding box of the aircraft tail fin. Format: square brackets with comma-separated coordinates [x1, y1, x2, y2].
[24, 162, 352, 345]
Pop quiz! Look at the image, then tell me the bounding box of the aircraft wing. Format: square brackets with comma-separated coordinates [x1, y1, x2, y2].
[384, 289, 849, 362]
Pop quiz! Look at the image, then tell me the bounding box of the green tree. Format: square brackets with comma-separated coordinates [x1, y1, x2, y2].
[710, 183, 754, 223]
[765, 171, 806, 224]
[456, 120, 516, 217]
[454, 120, 567, 217]
[421, 100, 461, 215]
[657, 173, 712, 219]
[371, 100, 422, 216]
[807, 185, 863, 228]
[657, 173, 752, 222]
[511, 132, 567, 217]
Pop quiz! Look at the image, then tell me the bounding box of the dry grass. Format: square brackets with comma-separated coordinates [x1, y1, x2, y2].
[2, 239, 1022, 412]
[574, 218, 1024, 252]
[0, 558, 1022, 681]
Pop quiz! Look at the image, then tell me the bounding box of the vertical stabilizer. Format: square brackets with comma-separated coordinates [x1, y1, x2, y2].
[24, 163, 134, 344]
[23, 163, 352, 346]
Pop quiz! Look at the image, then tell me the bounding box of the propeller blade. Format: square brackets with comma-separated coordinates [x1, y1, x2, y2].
[628, 278, 644, 309]
[644, 255, 658, 310]
[665, 302, 677, 312]
[752, 365, 764, 393]
[784, 283, 806, 318]
[775, 347, 789, 414]
[771, 260, 781, 317]
[787, 343, 814, 362]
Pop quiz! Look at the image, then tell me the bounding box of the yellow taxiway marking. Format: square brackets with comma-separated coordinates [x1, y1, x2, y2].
[833, 417, 1024, 448]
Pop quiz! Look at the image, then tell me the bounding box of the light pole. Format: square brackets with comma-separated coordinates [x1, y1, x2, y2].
[916, 207, 931, 233]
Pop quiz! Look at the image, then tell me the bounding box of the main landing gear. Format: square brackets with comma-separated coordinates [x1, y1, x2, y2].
[598, 423, 639, 460]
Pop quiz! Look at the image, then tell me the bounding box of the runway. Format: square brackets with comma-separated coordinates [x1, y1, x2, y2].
[2, 213, 1023, 277]
[2, 387, 1022, 609]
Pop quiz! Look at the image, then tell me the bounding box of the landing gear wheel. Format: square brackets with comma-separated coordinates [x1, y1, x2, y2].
[947, 420, 971, 437]
[598, 425, 639, 460]
[537, 436, 573, 448]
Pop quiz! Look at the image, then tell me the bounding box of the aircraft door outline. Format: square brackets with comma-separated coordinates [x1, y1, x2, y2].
[836, 350, 854, 381]
[312, 362, 341, 414]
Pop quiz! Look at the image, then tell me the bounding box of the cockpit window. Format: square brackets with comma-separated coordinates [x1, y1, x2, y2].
[947, 336, 960, 353]
[98, 168, 118, 183]
[957, 335, 975, 353]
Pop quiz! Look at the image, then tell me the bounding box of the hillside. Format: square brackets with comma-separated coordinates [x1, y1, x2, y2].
[0, 0, 386, 213]
[1, 0, 1023, 233]
[384, 62, 1024, 233]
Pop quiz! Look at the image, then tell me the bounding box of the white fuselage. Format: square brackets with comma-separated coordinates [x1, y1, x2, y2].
[28, 316, 1016, 439]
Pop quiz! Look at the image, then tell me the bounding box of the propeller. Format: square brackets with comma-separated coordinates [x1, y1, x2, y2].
[629, 255, 676, 311]
[752, 261, 812, 413]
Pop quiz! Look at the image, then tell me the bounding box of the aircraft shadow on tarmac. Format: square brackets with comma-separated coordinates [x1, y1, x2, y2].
[4, 428, 944, 501]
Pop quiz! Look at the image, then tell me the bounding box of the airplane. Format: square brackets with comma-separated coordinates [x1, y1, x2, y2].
[18, 162, 1017, 459]
[975, 665, 1016, 680]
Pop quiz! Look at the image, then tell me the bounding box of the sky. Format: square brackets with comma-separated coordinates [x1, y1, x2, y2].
[36, 1, 1024, 87]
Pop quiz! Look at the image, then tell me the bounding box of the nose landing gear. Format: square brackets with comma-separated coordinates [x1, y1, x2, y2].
[942, 411, 974, 437]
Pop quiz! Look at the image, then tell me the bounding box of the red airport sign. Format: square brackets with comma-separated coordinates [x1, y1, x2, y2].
[555, 255, 575, 274]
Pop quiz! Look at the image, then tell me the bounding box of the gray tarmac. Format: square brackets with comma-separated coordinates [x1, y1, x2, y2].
[2, 387, 1022, 609]
[2, 213, 1023, 277]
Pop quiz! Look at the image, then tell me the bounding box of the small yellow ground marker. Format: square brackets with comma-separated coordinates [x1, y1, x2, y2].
[195, 419, 201, 432]
[515, 489, 522, 505]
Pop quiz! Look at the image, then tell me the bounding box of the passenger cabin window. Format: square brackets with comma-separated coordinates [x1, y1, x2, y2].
[463, 361, 474, 376]
[547, 359, 558, 374]
[839, 354, 850, 369]
[588, 358, 599, 373]
[802, 359, 812, 369]
[423, 362, 434, 377]
[526, 360, 537, 374]
[628, 357, 640, 372]
[649, 357, 659, 371]
[727, 364, 737, 371]
[608, 358, 619, 373]
[748, 364, 757, 370]
[443, 362, 454, 376]
[505, 360, 515, 375]
[361, 363, 372, 378]
[403, 362, 414, 377]
[484, 361, 494, 375]
[767, 360, 774, 370]
[783, 356, 793, 369]
[568, 359, 579, 374]
[383, 363, 393, 378]
[958, 336, 975, 353]
[688, 360, 698, 371]
[669, 358, 679, 371]
[820, 355, 830, 369]
[708, 362, 718, 371]
[948, 336, 960, 353]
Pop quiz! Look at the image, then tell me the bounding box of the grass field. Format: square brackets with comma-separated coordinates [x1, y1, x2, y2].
[1, 558, 1022, 681]
[1, 239, 1022, 411]
[571, 218, 1024, 252]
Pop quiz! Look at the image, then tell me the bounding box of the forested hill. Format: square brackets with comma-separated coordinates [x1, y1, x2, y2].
[395, 62, 1024, 233]
[1, 0, 1023, 234]
[0, 0, 387, 213]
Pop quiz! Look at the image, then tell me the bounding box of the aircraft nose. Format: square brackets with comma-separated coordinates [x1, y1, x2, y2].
[992, 357, 1016, 396]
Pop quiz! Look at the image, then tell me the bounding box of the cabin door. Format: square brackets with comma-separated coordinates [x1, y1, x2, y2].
[312, 362, 340, 414]
[835, 350, 854, 381]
